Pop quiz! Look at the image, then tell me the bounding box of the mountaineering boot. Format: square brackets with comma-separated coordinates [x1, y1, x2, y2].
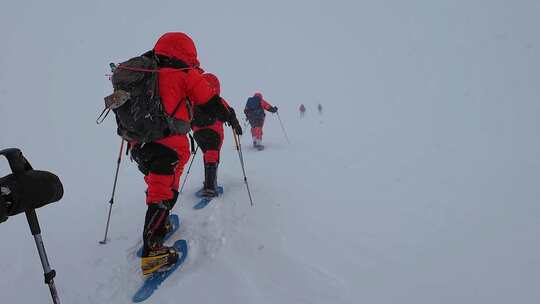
[161, 216, 173, 236]
[144, 191, 178, 239]
[141, 246, 179, 276]
[253, 138, 264, 150]
[141, 203, 178, 275]
[253, 137, 262, 149]
[201, 162, 218, 197]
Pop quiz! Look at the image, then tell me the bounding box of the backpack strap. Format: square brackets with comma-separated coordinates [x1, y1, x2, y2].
[96, 108, 111, 124]
[170, 99, 184, 118]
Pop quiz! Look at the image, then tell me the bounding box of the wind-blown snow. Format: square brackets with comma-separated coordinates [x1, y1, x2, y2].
[1, 1, 540, 303]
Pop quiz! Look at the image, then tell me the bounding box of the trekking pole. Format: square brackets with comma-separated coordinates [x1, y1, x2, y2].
[179, 146, 199, 195]
[175, 134, 199, 208]
[26, 209, 61, 304]
[275, 112, 290, 144]
[99, 139, 124, 245]
[232, 131, 254, 206]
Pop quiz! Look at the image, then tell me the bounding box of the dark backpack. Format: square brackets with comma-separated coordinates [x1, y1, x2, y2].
[99, 54, 190, 142]
[244, 96, 265, 119]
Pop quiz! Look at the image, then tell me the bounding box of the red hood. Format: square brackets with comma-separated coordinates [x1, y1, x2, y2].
[154, 32, 200, 67]
[203, 73, 220, 95]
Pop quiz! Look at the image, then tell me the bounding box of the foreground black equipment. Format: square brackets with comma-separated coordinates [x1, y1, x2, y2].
[0, 148, 64, 304]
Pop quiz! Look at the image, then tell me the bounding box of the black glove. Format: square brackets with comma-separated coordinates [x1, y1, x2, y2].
[199, 95, 230, 122]
[269, 106, 278, 113]
[227, 108, 243, 135]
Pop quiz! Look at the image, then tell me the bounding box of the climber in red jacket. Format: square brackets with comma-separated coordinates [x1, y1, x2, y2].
[129, 32, 242, 275]
[244, 92, 277, 149]
[192, 73, 240, 197]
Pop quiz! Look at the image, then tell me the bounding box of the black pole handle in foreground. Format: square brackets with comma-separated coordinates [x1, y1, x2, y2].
[0, 148, 61, 304]
[99, 139, 124, 245]
[232, 131, 254, 207]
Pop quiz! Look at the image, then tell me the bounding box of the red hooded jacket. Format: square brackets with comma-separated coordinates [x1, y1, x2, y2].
[153, 33, 216, 123]
[254, 92, 273, 111]
[192, 73, 231, 136]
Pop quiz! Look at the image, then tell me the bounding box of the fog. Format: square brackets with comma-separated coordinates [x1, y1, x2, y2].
[1, 1, 539, 303]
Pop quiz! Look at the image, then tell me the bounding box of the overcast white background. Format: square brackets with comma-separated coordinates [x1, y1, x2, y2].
[1, 1, 539, 303]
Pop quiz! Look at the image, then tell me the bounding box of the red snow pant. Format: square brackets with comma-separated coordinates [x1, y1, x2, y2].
[193, 122, 224, 164]
[131, 135, 190, 204]
[249, 117, 265, 140]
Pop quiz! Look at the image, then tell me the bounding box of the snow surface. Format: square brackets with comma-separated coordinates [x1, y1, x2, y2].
[1, 0, 540, 303]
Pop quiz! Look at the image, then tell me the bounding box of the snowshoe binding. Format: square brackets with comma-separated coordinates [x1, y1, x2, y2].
[141, 246, 179, 276]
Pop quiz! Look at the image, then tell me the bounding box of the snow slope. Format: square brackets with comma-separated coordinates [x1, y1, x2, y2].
[1, 1, 540, 303]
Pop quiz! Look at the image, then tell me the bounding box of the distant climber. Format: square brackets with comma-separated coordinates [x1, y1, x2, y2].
[244, 92, 277, 150]
[299, 104, 306, 118]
